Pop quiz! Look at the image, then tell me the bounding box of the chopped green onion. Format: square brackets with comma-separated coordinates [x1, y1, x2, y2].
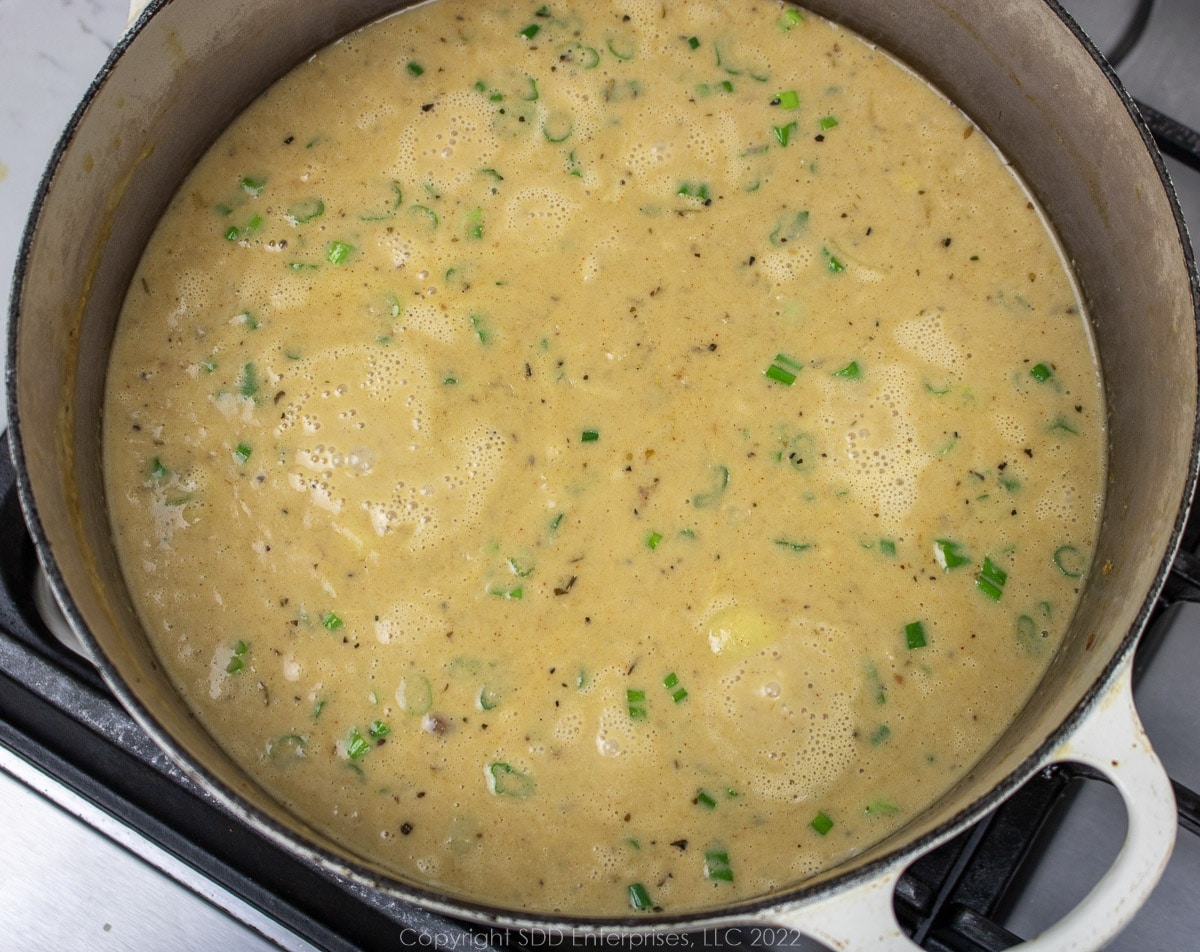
[397, 674, 432, 715]
[628, 883, 654, 911]
[368, 719, 390, 739]
[312, 699, 326, 719]
[406, 61, 425, 77]
[542, 115, 573, 142]
[677, 181, 712, 203]
[606, 35, 635, 60]
[819, 115, 839, 130]
[772, 121, 797, 147]
[646, 531, 664, 549]
[810, 811, 834, 835]
[779, 8, 804, 30]
[704, 849, 734, 882]
[487, 762, 535, 798]
[286, 198, 325, 224]
[1030, 362, 1054, 382]
[977, 556, 1008, 600]
[150, 457, 169, 479]
[824, 248, 846, 273]
[488, 585, 524, 600]
[1053, 544, 1086, 579]
[410, 204, 439, 229]
[345, 727, 371, 760]
[692, 464, 730, 508]
[764, 352, 802, 385]
[774, 538, 811, 553]
[519, 23, 541, 40]
[775, 89, 800, 109]
[322, 612, 344, 632]
[933, 538, 971, 570]
[477, 685, 501, 711]
[267, 734, 307, 766]
[865, 799, 901, 816]
[719, 79, 734, 93]
[581, 429, 600, 442]
[879, 539, 897, 558]
[234, 442, 252, 464]
[870, 724, 892, 745]
[687, 36, 700, 50]
[506, 557, 535, 578]
[239, 363, 259, 399]
[240, 175, 266, 197]
[522, 77, 539, 101]
[200, 359, 217, 373]
[662, 672, 688, 703]
[695, 789, 718, 810]
[769, 209, 810, 246]
[904, 620, 927, 650]
[833, 360, 861, 379]
[326, 240, 354, 265]
[225, 639, 249, 674]
[466, 206, 484, 239]
[865, 660, 887, 705]
[627, 688, 647, 720]
[1049, 415, 1079, 435]
[469, 313, 490, 345]
[224, 225, 241, 242]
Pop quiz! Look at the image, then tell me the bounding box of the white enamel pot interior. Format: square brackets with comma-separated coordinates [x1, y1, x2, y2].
[7, 0, 1199, 947]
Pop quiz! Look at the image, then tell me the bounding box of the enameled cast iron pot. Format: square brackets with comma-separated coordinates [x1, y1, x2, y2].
[8, 0, 1200, 947]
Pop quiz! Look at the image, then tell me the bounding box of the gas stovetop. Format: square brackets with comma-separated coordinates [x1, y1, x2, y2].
[2, 1, 1199, 949]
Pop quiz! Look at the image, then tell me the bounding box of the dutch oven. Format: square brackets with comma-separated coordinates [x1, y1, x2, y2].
[7, 0, 1199, 947]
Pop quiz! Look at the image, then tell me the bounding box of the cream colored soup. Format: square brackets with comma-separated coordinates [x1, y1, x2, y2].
[103, 0, 1104, 916]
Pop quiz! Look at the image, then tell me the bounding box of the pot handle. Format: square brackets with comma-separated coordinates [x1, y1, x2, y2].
[761, 660, 1175, 950]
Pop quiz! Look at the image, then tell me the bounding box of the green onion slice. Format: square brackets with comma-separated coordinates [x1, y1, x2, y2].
[692, 464, 729, 508]
[775, 89, 800, 109]
[326, 240, 354, 265]
[1053, 544, 1086, 579]
[628, 883, 654, 911]
[287, 198, 325, 224]
[397, 674, 433, 715]
[487, 762, 535, 798]
[933, 538, 970, 570]
[764, 352, 802, 385]
[704, 849, 734, 882]
[345, 727, 371, 760]
[810, 811, 834, 835]
[977, 556, 1008, 600]
[904, 620, 927, 650]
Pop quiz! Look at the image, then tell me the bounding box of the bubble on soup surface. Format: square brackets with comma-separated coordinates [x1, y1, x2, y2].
[822, 364, 931, 523]
[894, 311, 964, 370]
[702, 639, 858, 801]
[401, 302, 460, 345]
[374, 600, 441, 646]
[504, 187, 578, 248]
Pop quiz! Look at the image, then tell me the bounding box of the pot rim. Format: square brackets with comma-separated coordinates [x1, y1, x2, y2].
[7, 0, 1200, 933]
